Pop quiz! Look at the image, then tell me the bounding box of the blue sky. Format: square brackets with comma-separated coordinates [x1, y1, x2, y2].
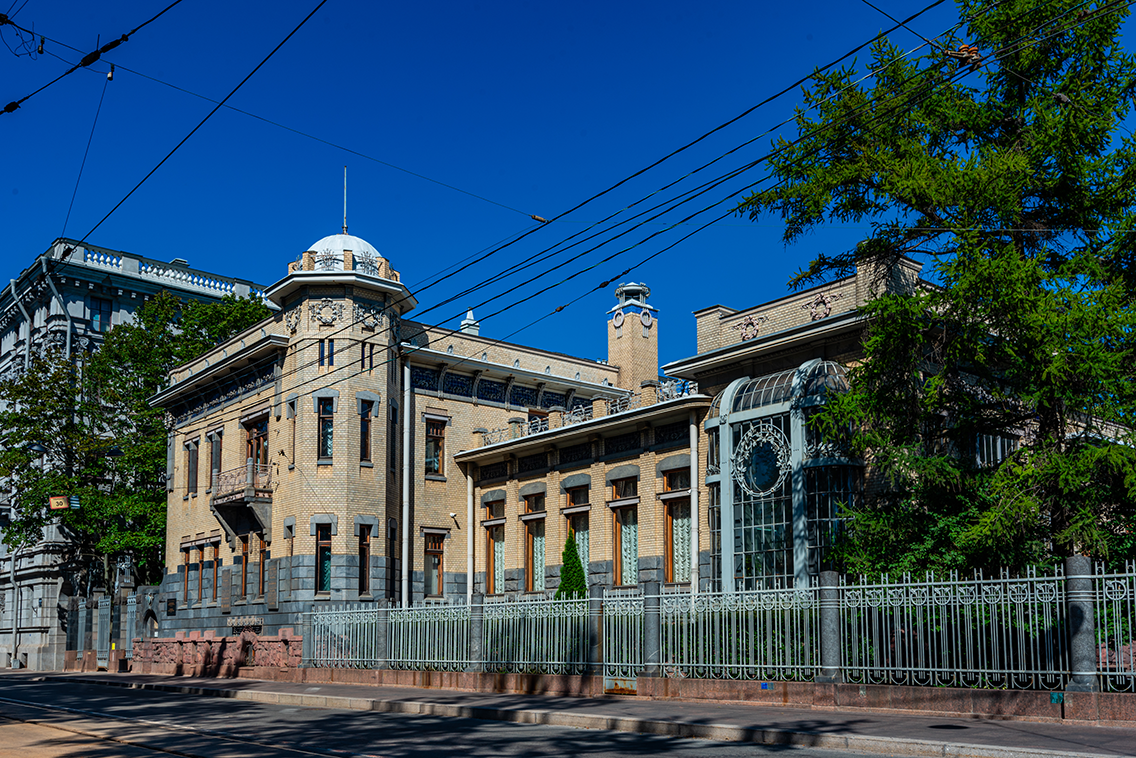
[2, 0, 1005, 367]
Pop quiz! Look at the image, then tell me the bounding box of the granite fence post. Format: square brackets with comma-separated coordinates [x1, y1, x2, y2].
[1064, 555, 1099, 692]
[642, 582, 661, 677]
[816, 570, 842, 683]
[587, 583, 604, 675]
[468, 594, 485, 672]
[299, 604, 314, 667]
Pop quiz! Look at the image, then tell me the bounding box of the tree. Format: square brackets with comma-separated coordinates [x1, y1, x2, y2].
[738, 0, 1136, 574]
[555, 532, 588, 600]
[0, 292, 270, 589]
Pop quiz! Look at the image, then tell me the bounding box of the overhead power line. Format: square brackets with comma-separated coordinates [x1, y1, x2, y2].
[0, 0, 185, 115]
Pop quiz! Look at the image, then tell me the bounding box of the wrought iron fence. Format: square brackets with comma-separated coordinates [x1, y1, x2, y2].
[483, 595, 589, 674]
[603, 588, 643, 684]
[96, 596, 111, 668]
[123, 595, 137, 659]
[840, 567, 1069, 690]
[661, 586, 819, 681]
[309, 605, 384, 669]
[388, 602, 471, 671]
[1095, 560, 1136, 693]
[213, 462, 272, 494]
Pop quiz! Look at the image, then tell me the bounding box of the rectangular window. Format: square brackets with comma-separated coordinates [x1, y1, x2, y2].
[524, 493, 546, 513]
[525, 519, 545, 592]
[359, 525, 371, 595]
[425, 533, 444, 597]
[484, 499, 504, 520]
[316, 524, 332, 593]
[568, 513, 589, 573]
[209, 434, 222, 489]
[613, 506, 638, 586]
[318, 398, 334, 459]
[183, 550, 190, 603]
[486, 525, 504, 594]
[389, 406, 398, 471]
[239, 536, 249, 598]
[90, 296, 113, 333]
[197, 547, 204, 603]
[211, 544, 219, 602]
[425, 420, 445, 475]
[611, 477, 638, 500]
[185, 441, 199, 495]
[567, 486, 589, 507]
[362, 342, 376, 371]
[360, 401, 373, 462]
[665, 501, 692, 584]
[319, 339, 335, 367]
[664, 469, 691, 491]
[257, 534, 267, 597]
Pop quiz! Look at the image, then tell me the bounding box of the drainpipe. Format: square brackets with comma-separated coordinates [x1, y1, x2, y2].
[689, 411, 700, 596]
[466, 466, 473, 605]
[401, 360, 411, 609]
[41, 258, 72, 357]
[8, 279, 31, 371]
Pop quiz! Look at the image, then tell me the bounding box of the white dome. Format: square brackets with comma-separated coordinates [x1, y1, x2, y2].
[307, 233, 381, 259]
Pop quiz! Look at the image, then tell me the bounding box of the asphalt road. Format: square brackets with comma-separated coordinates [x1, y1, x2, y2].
[0, 676, 894, 758]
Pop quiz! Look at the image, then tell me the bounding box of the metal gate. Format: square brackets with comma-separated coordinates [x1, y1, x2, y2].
[602, 588, 643, 694]
[96, 596, 111, 669]
[123, 594, 137, 659]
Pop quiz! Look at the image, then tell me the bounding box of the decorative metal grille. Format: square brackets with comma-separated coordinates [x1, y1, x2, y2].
[308, 604, 385, 669]
[123, 594, 137, 659]
[355, 251, 380, 275]
[510, 385, 538, 408]
[483, 596, 589, 674]
[608, 393, 639, 414]
[314, 249, 342, 271]
[443, 372, 474, 397]
[841, 567, 1069, 690]
[541, 391, 567, 410]
[1095, 561, 1136, 693]
[477, 379, 507, 403]
[604, 431, 640, 456]
[654, 420, 687, 447]
[563, 405, 594, 427]
[559, 441, 592, 465]
[603, 588, 644, 682]
[478, 461, 508, 482]
[96, 596, 111, 668]
[661, 585, 818, 680]
[388, 602, 471, 671]
[517, 452, 548, 474]
[411, 367, 440, 392]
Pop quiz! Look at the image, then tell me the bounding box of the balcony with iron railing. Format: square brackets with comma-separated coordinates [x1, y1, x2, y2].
[478, 379, 698, 447]
[211, 459, 273, 505]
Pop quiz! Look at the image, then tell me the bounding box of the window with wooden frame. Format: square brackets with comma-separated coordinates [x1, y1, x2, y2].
[425, 533, 444, 597]
[523, 493, 546, 514]
[360, 401, 374, 462]
[185, 441, 199, 496]
[257, 534, 267, 597]
[566, 486, 589, 507]
[484, 499, 504, 520]
[316, 524, 332, 593]
[612, 506, 638, 586]
[358, 525, 371, 595]
[425, 420, 446, 475]
[90, 296, 113, 333]
[664, 469, 691, 492]
[319, 338, 335, 367]
[525, 519, 545, 592]
[318, 398, 334, 460]
[211, 544, 220, 602]
[245, 417, 268, 469]
[611, 476, 638, 500]
[663, 468, 692, 583]
[568, 513, 589, 574]
[197, 547, 204, 603]
[239, 536, 249, 598]
[486, 525, 504, 594]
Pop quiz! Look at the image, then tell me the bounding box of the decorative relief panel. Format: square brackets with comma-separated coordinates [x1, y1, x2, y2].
[732, 314, 768, 341]
[732, 420, 791, 497]
[309, 298, 344, 326]
[803, 291, 843, 321]
[353, 302, 383, 331]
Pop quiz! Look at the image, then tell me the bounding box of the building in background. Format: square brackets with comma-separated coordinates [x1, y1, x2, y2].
[0, 238, 268, 669]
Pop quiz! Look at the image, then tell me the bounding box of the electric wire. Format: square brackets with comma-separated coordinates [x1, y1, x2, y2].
[0, 0, 185, 114]
[61, 76, 110, 238]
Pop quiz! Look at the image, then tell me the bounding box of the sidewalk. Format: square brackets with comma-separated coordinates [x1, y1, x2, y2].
[35, 671, 1136, 758]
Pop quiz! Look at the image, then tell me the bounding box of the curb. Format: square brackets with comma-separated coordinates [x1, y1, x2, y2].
[46, 676, 1128, 758]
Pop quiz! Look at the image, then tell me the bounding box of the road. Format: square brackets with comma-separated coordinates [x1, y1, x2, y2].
[0, 675, 892, 758]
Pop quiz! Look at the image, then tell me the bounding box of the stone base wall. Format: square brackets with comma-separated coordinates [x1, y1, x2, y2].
[122, 628, 302, 677]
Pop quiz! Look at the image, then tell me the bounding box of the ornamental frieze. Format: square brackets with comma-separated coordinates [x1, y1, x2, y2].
[309, 298, 344, 326]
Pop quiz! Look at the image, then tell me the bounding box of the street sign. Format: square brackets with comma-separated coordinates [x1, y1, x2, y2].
[49, 496, 68, 510]
[69, 495, 80, 510]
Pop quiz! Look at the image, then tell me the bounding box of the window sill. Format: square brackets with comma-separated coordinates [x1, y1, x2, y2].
[360, 461, 374, 468]
[519, 511, 547, 522]
[658, 489, 691, 501]
[561, 504, 592, 515]
[481, 517, 506, 527]
[425, 473, 447, 482]
[606, 496, 640, 510]
[317, 459, 333, 467]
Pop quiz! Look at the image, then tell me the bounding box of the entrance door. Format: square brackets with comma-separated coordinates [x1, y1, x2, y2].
[245, 417, 268, 483]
